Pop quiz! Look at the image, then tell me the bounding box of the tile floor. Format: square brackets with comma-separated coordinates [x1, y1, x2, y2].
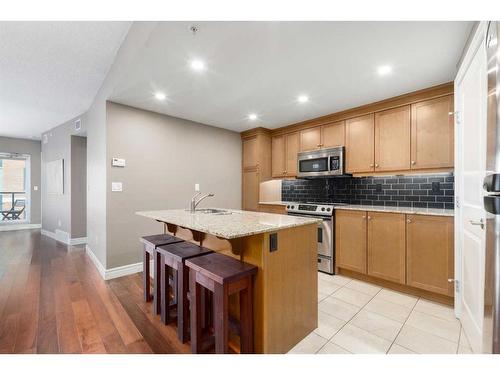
[288, 273, 474, 354]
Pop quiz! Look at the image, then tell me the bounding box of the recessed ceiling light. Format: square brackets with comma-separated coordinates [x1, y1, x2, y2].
[377, 65, 392, 76]
[154, 92, 166, 100]
[297, 95, 309, 103]
[190, 59, 206, 71]
[248, 113, 258, 121]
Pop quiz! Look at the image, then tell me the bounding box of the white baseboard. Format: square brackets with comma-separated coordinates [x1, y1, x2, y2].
[41, 229, 87, 246]
[85, 243, 150, 281]
[85, 244, 106, 279]
[0, 223, 41, 232]
[70, 237, 87, 246]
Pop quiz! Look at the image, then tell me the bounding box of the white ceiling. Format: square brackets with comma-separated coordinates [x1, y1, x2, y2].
[110, 21, 473, 132]
[0, 21, 131, 139]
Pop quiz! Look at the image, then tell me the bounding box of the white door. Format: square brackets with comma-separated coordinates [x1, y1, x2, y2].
[454, 22, 488, 353]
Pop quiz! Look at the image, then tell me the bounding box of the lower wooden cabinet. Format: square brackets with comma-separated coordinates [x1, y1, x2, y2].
[335, 210, 454, 297]
[242, 169, 259, 211]
[367, 212, 406, 284]
[335, 210, 367, 274]
[406, 215, 454, 296]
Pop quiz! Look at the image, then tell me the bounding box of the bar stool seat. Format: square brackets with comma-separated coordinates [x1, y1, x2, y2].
[140, 234, 183, 313]
[186, 253, 257, 354]
[156, 241, 213, 342]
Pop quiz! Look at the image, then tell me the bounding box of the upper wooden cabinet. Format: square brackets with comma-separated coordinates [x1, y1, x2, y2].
[321, 121, 345, 148]
[367, 212, 406, 284]
[241, 130, 271, 211]
[242, 136, 259, 170]
[335, 210, 367, 274]
[411, 95, 454, 170]
[299, 121, 345, 152]
[272, 133, 299, 177]
[345, 114, 375, 173]
[300, 127, 321, 152]
[374, 106, 411, 172]
[406, 215, 454, 296]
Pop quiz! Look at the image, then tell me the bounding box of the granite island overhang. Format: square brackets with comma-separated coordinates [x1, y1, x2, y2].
[136, 208, 320, 353]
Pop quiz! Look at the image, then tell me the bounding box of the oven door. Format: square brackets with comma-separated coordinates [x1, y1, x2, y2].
[287, 213, 333, 257]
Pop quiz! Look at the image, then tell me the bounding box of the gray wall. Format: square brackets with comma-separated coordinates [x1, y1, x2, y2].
[0, 136, 41, 224]
[85, 22, 156, 269]
[106, 102, 242, 268]
[41, 114, 87, 236]
[71, 136, 87, 238]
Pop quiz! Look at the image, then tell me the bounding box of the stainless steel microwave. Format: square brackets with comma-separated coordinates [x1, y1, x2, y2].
[297, 146, 347, 178]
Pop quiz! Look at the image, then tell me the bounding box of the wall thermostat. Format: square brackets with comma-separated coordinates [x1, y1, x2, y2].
[112, 158, 126, 167]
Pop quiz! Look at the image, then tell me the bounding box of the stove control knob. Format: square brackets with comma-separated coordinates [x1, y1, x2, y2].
[326, 208, 331, 212]
[286, 205, 290, 209]
[321, 207, 325, 211]
[291, 205, 295, 209]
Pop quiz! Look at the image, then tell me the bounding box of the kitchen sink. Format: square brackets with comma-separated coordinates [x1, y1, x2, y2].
[195, 208, 231, 215]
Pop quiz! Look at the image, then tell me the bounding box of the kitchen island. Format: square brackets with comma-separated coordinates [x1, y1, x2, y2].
[136, 208, 319, 353]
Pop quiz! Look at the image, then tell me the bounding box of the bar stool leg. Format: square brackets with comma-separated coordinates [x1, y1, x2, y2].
[177, 264, 189, 342]
[213, 283, 229, 354]
[160, 254, 171, 324]
[143, 250, 151, 302]
[153, 250, 162, 315]
[239, 277, 253, 354]
[189, 269, 203, 354]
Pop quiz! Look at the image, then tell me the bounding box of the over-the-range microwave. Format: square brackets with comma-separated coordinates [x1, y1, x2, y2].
[296, 146, 349, 178]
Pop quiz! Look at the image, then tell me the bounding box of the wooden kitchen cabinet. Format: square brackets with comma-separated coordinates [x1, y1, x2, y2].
[367, 212, 406, 284]
[272, 133, 299, 177]
[345, 114, 375, 173]
[300, 127, 321, 151]
[374, 106, 411, 172]
[411, 95, 454, 170]
[241, 129, 272, 211]
[285, 132, 299, 177]
[406, 215, 454, 296]
[242, 136, 259, 170]
[300, 121, 345, 152]
[335, 210, 367, 274]
[321, 121, 345, 148]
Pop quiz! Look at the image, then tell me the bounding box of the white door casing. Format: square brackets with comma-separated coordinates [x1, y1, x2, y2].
[454, 21, 488, 353]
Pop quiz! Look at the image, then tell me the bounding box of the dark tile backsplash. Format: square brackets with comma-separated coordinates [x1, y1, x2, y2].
[282, 173, 454, 210]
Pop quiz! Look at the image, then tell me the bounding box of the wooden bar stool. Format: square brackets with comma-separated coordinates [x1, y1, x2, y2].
[156, 241, 213, 343]
[186, 253, 257, 354]
[140, 234, 183, 314]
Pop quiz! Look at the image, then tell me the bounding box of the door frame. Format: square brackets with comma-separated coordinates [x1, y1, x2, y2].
[454, 21, 488, 350]
[0, 152, 31, 225]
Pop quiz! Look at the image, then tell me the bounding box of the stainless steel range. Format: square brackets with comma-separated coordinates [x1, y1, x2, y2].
[286, 202, 345, 274]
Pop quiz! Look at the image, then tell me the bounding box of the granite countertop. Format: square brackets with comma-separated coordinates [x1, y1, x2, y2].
[334, 204, 454, 217]
[136, 208, 320, 239]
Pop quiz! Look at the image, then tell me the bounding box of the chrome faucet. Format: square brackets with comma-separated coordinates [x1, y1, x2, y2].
[190, 192, 215, 212]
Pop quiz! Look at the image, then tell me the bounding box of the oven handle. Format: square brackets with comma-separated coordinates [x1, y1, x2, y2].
[287, 212, 332, 221]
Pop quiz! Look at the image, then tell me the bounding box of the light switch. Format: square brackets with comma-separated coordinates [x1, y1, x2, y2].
[33, 185, 38, 191]
[112, 182, 123, 192]
[195, 183, 200, 192]
[112, 158, 126, 167]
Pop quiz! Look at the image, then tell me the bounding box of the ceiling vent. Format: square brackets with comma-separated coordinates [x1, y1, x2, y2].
[74, 118, 82, 132]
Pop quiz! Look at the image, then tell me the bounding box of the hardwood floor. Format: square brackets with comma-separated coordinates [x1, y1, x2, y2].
[0, 229, 190, 354]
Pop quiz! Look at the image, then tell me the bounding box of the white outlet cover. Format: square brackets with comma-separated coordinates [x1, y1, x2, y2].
[33, 185, 38, 191]
[112, 182, 123, 192]
[195, 183, 200, 192]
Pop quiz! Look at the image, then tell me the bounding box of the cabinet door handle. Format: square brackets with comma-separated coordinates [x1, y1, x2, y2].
[469, 218, 484, 229]
[362, 215, 366, 219]
[411, 161, 416, 165]
[369, 163, 374, 167]
[367, 216, 372, 220]
[375, 164, 379, 168]
[407, 218, 412, 223]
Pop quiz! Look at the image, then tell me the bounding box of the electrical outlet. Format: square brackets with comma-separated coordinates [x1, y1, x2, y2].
[195, 183, 200, 192]
[431, 181, 440, 193]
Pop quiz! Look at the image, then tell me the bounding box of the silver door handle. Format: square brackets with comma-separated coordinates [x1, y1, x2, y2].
[469, 219, 484, 229]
